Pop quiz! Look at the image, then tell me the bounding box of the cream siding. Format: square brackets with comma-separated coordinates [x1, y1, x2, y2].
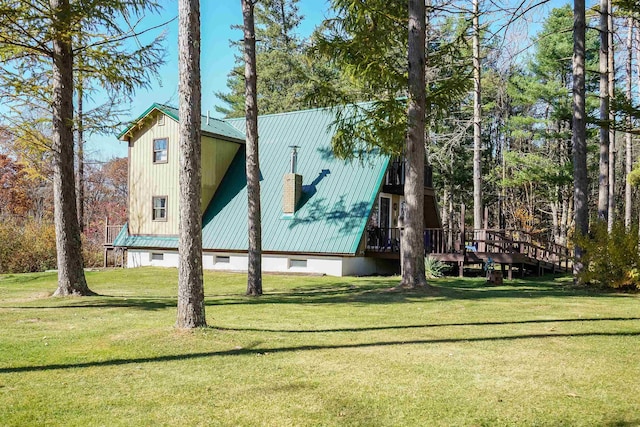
[128, 111, 241, 236]
[201, 135, 240, 214]
[128, 112, 180, 235]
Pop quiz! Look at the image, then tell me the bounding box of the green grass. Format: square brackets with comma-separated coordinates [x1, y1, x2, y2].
[1, 268, 639, 426]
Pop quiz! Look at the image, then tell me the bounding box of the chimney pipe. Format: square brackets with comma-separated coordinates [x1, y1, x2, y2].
[283, 146, 302, 215]
[289, 145, 299, 174]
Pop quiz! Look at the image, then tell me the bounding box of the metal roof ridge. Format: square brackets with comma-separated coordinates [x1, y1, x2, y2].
[118, 103, 245, 141]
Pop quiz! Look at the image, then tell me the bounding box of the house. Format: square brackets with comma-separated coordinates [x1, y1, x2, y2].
[113, 103, 441, 276]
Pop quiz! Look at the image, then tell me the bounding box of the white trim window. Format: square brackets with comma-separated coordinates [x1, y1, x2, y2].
[153, 138, 168, 163]
[152, 196, 167, 221]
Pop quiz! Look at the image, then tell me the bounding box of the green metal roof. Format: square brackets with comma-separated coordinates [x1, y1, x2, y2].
[113, 224, 177, 248]
[115, 106, 390, 255]
[201, 108, 388, 254]
[117, 103, 245, 142]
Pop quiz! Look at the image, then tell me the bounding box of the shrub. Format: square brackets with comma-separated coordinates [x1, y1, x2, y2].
[574, 221, 640, 291]
[0, 219, 57, 273]
[424, 256, 447, 279]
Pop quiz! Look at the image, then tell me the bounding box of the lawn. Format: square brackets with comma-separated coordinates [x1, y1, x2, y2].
[1, 268, 639, 426]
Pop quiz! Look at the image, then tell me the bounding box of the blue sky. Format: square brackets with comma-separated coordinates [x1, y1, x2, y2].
[89, 0, 329, 160]
[89, 0, 570, 161]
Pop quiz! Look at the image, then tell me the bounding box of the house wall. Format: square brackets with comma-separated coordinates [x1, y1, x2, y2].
[201, 135, 240, 214]
[128, 113, 180, 235]
[127, 111, 240, 236]
[126, 250, 379, 277]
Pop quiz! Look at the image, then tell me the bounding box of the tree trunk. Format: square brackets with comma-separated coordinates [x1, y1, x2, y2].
[625, 18, 633, 228]
[559, 194, 567, 245]
[243, 0, 263, 297]
[76, 80, 84, 233]
[472, 0, 483, 231]
[176, 0, 206, 328]
[598, 0, 609, 222]
[573, 0, 588, 277]
[400, 0, 427, 288]
[50, 0, 91, 297]
[607, 0, 615, 232]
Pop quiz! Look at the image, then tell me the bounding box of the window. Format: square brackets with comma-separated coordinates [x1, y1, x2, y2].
[157, 114, 165, 126]
[153, 138, 168, 163]
[150, 252, 164, 261]
[290, 258, 307, 268]
[216, 256, 230, 264]
[152, 196, 167, 221]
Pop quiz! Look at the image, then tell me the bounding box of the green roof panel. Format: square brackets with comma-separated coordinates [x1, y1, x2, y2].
[201, 108, 389, 255]
[117, 103, 245, 142]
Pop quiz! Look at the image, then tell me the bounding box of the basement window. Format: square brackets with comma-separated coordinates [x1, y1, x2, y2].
[216, 256, 230, 264]
[150, 252, 164, 261]
[289, 258, 307, 269]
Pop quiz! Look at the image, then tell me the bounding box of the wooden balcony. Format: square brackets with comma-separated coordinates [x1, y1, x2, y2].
[382, 161, 433, 195]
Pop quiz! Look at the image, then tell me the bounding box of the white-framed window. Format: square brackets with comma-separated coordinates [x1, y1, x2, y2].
[152, 196, 167, 221]
[290, 258, 307, 268]
[150, 252, 164, 261]
[216, 255, 230, 264]
[153, 138, 168, 163]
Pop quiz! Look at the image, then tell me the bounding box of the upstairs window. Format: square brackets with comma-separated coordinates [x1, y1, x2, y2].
[153, 138, 168, 163]
[152, 196, 167, 221]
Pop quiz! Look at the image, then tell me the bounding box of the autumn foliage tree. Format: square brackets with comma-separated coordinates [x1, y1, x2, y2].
[0, 0, 164, 295]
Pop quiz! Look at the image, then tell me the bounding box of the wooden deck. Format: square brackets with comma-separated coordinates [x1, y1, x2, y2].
[365, 227, 572, 279]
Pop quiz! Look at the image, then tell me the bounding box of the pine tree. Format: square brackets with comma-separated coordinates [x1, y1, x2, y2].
[0, 0, 165, 296]
[217, 0, 310, 117]
[243, 0, 263, 296]
[176, 0, 207, 328]
[573, 0, 588, 276]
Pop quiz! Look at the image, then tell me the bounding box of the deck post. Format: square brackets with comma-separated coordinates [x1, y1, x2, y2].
[537, 261, 542, 276]
[103, 216, 109, 268]
[508, 264, 512, 280]
[458, 261, 464, 277]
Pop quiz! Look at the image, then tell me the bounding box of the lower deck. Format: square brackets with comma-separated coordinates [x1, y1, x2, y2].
[365, 227, 572, 278]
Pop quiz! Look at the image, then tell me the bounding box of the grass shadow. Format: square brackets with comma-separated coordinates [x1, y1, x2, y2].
[12, 296, 176, 311]
[2, 330, 639, 374]
[206, 276, 629, 307]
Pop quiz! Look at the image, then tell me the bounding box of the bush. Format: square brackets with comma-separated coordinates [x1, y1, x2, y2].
[424, 256, 447, 279]
[0, 219, 57, 273]
[574, 221, 640, 291]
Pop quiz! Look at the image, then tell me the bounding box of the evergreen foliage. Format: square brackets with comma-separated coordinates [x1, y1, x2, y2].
[311, 0, 472, 158]
[216, 0, 318, 117]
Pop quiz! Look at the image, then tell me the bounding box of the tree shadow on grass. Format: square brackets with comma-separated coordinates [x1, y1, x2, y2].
[11, 296, 176, 311]
[214, 316, 640, 334]
[2, 330, 639, 374]
[7, 276, 633, 311]
[206, 276, 632, 307]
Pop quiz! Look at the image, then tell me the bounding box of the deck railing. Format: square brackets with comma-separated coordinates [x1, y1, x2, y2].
[365, 227, 572, 272]
[104, 217, 124, 246]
